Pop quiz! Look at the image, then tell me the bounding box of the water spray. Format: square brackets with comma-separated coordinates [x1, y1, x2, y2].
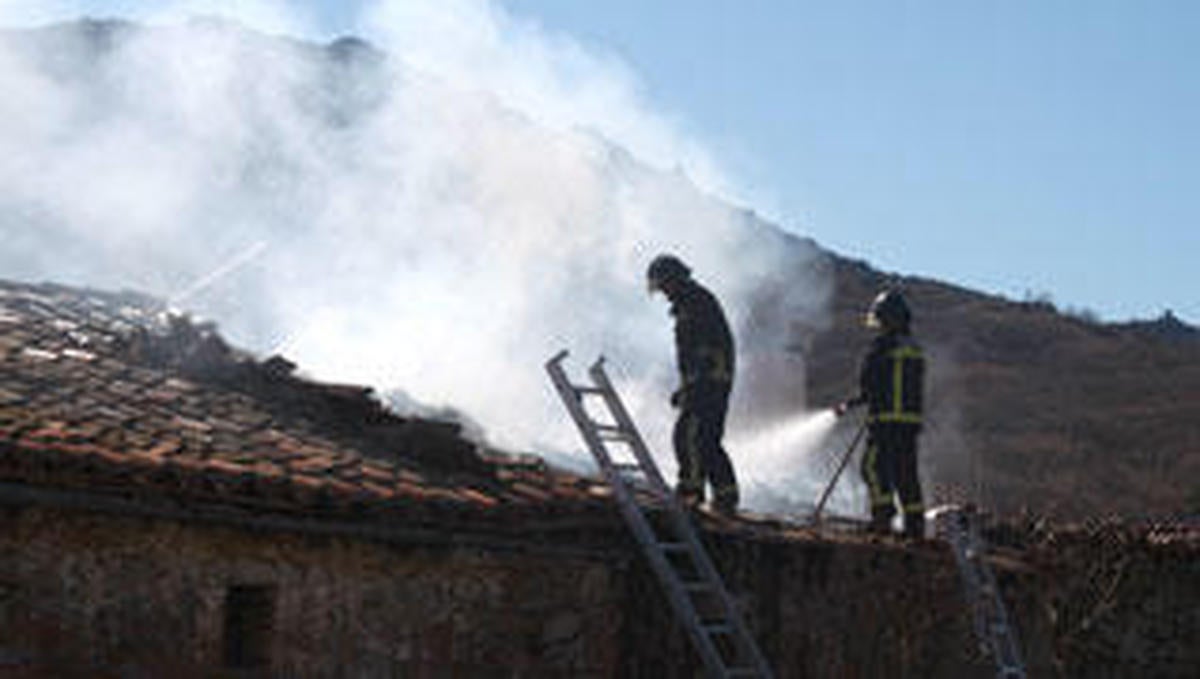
[731, 408, 840, 514]
[169, 240, 269, 308]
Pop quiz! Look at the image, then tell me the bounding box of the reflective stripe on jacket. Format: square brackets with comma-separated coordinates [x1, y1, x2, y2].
[858, 332, 924, 425]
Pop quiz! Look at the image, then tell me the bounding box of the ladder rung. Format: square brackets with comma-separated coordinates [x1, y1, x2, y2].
[612, 462, 642, 473]
[683, 581, 713, 593]
[574, 386, 607, 396]
[596, 426, 631, 441]
[659, 542, 691, 554]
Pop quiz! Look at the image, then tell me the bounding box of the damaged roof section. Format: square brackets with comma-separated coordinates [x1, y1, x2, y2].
[0, 279, 620, 534]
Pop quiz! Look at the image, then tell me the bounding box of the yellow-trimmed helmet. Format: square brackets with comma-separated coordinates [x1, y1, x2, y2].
[866, 289, 912, 331]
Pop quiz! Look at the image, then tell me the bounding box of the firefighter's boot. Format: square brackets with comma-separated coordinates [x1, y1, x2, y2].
[903, 510, 926, 540]
[869, 504, 896, 535]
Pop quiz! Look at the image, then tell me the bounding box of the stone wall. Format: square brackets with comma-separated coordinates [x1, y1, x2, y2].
[0, 505, 623, 677]
[2, 504, 1196, 677]
[619, 533, 997, 678]
[1022, 522, 1200, 678]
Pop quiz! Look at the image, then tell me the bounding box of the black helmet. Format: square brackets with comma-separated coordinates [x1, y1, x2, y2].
[647, 254, 691, 292]
[866, 289, 911, 331]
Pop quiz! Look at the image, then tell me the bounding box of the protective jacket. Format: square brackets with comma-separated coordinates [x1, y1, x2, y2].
[851, 331, 924, 426]
[666, 277, 738, 512]
[669, 279, 735, 390]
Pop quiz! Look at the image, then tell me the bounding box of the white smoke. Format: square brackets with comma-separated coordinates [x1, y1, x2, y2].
[0, 1, 833, 512]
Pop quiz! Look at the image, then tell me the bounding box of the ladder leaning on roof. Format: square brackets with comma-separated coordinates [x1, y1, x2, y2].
[545, 351, 773, 679]
[934, 505, 1027, 679]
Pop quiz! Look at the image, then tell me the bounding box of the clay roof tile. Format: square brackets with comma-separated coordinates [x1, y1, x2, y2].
[0, 279, 617, 524]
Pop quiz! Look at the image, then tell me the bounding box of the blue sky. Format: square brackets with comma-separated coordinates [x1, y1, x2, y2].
[497, 1, 1200, 324]
[28, 1, 1200, 322]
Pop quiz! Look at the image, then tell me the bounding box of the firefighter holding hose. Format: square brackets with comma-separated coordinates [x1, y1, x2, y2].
[837, 289, 927, 538]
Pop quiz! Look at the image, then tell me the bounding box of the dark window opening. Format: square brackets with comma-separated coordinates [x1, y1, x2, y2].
[223, 584, 276, 669]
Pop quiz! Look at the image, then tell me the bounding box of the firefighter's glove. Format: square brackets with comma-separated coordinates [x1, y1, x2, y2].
[835, 397, 864, 417]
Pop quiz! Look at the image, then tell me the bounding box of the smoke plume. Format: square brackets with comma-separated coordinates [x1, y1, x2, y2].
[0, 1, 835, 513]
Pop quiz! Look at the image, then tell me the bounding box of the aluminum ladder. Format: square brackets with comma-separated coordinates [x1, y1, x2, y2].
[936, 506, 1027, 679]
[546, 351, 773, 679]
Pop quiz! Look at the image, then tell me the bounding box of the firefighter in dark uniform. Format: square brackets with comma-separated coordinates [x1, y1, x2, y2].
[647, 254, 740, 515]
[838, 289, 926, 538]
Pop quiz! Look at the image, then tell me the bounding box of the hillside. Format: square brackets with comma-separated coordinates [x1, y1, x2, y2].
[799, 251, 1200, 520]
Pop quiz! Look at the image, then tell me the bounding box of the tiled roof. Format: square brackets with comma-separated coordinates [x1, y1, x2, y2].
[6, 280, 1194, 557]
[0, 279, 620, 531]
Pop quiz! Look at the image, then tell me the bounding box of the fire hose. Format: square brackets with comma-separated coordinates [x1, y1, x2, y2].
[812, 418, 867, 523]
